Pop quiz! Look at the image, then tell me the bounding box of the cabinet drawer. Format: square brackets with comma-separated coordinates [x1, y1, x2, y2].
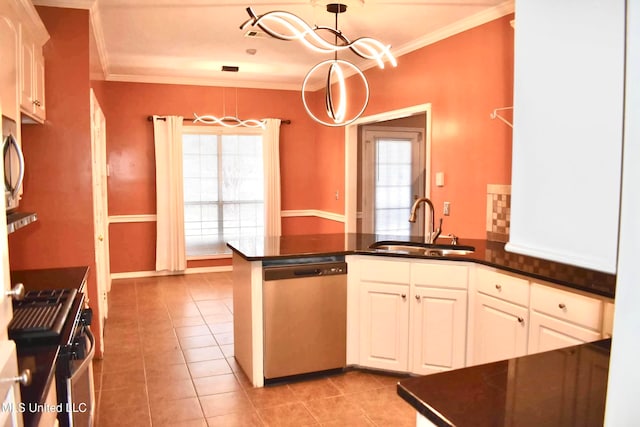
[359, 258, 410, 284]
[412, 262, 468, 290]
[530, 283, 602, 330]
[476, 267, 529, 306]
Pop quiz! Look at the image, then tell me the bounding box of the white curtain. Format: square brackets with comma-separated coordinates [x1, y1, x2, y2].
[153, 115, 187, 272]
[263, 118, 282, 236]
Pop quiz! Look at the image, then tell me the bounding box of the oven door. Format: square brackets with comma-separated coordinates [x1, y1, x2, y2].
[62, 327, 96, 426]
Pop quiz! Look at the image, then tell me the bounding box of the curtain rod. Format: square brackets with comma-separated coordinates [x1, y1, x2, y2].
[147, 116, 291, 125]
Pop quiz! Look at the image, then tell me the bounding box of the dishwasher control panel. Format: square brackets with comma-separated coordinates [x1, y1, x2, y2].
[263, 262, 347, 281]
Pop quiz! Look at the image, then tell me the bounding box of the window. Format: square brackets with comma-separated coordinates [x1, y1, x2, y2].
[182, 127, 264, 256]
[374, 138, 415, 235]
[359, 128, 424, 236]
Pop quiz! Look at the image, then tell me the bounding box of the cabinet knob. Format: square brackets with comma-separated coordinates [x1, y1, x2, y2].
[5, 283, 25, 301]
[415, 295, 421, 301]
[517, 317, 524, 324]
[495, 284, 502, 291]
[558, 303, 567, 310]
[401, 294, 406, 300]
[3, 369, 32, 386]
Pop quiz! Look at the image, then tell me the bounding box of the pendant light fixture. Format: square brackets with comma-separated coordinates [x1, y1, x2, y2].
[240, 4, 396, 126]
[193, 87, 266, 129]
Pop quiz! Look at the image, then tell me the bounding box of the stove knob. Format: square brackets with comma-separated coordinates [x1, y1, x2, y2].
[80, 308, 93, 326]
[3, 369, 32, 386]
[5, 283, 25, 301]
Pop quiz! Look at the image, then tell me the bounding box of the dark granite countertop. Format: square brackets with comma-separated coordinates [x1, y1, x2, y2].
[397, 339, 611, 426]
[227, 233, 616, 298]
[10, 266, 89, 427]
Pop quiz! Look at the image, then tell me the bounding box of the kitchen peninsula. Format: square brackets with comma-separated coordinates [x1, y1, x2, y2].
[228, 233, 615, 386]
[229, 232, 615, 425]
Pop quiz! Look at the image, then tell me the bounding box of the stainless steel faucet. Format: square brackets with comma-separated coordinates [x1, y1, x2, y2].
[409, 197, 441, 244]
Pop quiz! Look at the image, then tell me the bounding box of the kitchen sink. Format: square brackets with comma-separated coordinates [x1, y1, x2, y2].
[368, 241, 475, 257]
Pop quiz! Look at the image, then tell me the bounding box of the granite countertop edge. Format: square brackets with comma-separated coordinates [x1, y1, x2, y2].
[227, 234, 616, 299]
[396, 339, 612, 426]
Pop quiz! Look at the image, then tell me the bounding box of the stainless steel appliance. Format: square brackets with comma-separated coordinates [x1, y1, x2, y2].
[263, 260, 347, 381]
[10, 288, 95, 426]
[2, 116, 24, 211]
[56, 302, 95, 427]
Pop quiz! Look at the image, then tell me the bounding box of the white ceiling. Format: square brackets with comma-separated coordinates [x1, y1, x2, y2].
[34, 0, 513, 91]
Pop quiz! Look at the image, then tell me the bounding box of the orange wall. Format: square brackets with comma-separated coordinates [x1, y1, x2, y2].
[89, 81, 323, 272]
[316, 14, 514, 239]
[14, 10, 514, 278]
[95, 13, 513, 271]
[7, 7, 103, 356]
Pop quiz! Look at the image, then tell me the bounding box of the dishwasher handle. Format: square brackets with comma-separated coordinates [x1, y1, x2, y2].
[264, 262, 347, 281]
[293, 268, 322, 277]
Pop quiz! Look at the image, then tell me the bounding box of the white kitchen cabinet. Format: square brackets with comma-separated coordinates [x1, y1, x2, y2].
[356, 257, 411, 371]
[0, 10, 19, 121]
[473, 292, 528, 365]
[20, 24, 46, 122]
[354, 257, 469, 374]
[508, 0, 625, 274]
[529, 312, 601, 354]
[410, 262, 468, 375]
[0, 0, 48, 124]
[528, 283, 602, 354]
[359, 281, 410, 371]
[470, 267, 529, 365]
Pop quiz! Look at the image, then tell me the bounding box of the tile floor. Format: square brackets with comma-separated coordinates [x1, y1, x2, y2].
[93, 272, 416, 426]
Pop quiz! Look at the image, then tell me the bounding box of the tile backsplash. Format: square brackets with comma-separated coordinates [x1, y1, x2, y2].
[486, 184, 511, 242]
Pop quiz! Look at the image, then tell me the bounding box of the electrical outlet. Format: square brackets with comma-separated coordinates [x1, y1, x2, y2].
[444, 201, 451, 216]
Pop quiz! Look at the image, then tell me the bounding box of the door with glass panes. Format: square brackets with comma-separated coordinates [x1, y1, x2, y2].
[360, 128, 425, 236]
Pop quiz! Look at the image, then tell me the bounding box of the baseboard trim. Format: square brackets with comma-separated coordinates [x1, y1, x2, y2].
[110, 265, 232, 280]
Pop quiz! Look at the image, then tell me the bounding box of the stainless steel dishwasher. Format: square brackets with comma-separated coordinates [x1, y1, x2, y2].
[263, 260, 347, 381]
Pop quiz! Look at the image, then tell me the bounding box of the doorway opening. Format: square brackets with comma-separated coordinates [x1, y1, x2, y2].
[345, 104, 432, 237]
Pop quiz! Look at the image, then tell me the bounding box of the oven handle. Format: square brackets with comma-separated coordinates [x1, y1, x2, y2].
[70, 328, 95, 380]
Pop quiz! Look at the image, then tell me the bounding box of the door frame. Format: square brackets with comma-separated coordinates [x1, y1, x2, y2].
[345, 103, 432, 234]
[90, 89, 110, 354]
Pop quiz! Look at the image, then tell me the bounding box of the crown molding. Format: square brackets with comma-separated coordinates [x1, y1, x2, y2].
[44, 0, 514, 90]
[104, 73, 302, 91]
[32, 0, 93, 10]
[89, 1, 109, 77]
[14, 0, 50, 44]
[392, 0, 515, 59]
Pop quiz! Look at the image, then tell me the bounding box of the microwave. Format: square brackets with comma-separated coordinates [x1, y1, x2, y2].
[3, 116, 24, 211]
